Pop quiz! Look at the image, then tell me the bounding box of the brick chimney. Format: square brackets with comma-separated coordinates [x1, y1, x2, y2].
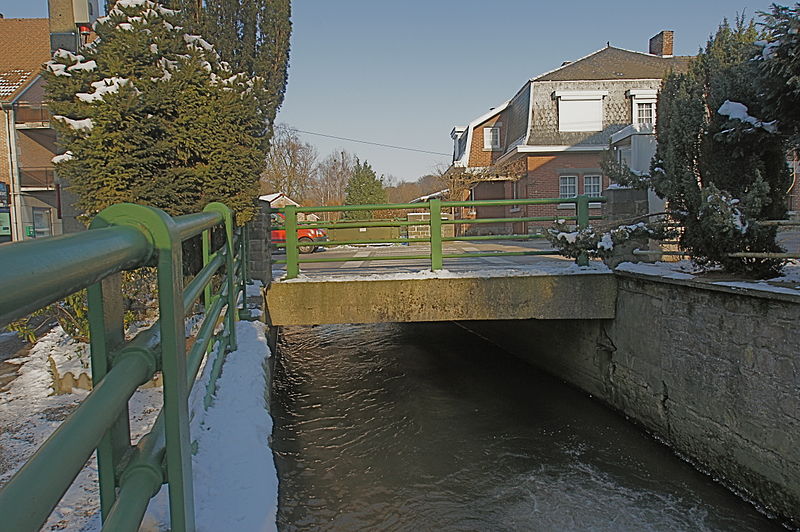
[649, 31, 674, 57]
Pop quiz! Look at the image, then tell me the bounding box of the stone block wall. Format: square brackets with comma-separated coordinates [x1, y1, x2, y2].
[247, 203, 271, 284]
[462, 274, 800, 526]
[406, 212, 454, 239]
[602, 186, 648, 222]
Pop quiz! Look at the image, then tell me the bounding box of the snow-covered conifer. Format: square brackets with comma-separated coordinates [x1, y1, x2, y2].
[646, 17, 788, 276]
[45, 0, 264, 224]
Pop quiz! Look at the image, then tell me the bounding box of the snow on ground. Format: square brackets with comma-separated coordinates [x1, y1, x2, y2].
[0, 326, 163, 531]
[280, 262, 611, 283]
[142, 319, 276, 531]
[615, 260, 700, 280]
[615, 259, 800, 295]
[1, 310, 276, 531]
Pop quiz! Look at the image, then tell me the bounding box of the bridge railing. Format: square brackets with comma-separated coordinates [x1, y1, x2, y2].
[271, 196, 606, 279]
[0, 202, 248, 532]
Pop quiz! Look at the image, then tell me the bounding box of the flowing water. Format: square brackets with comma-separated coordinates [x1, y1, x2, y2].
[271, 322, 782, 531]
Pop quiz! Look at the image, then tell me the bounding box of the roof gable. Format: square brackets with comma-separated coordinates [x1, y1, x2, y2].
[0, 18, 51, 102]
[533, 46, 691, 82]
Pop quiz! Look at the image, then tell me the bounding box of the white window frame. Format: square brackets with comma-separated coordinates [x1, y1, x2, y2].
[559, 175, 577, 199]
[584, 175, 602, 197]
[554, 90, 608, 132]
[483, 127, 501, 151]
[635, 101, 655, 126]
[628, 89, 658, 128]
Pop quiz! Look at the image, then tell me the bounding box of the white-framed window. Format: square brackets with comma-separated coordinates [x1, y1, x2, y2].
[584, 175, 602, 197]
[554, 90, 608, 132]
[560, 175, 577, 198]
[628, 89, 658, 127]
[635, 101, 655, 126]
[483, 127, 501, 150]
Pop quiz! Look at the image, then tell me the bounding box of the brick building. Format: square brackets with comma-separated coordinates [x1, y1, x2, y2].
[449, 31, 691, 234]
[0, 18, 58, 242]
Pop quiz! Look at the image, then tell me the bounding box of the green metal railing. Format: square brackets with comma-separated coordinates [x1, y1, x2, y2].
[0, 202, 249, 532]
[270, 196, 606, 279]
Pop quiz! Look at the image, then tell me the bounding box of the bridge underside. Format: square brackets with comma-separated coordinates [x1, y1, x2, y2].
[264, 273, 617, 326]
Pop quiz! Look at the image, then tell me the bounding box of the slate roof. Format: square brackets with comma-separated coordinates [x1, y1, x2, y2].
[533, 46, 692, 82]
[0, 18, 51, 103]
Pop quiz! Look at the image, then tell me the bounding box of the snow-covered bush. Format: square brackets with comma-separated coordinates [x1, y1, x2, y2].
[44, 0, 264, 224]
[546, 220, 672, 261]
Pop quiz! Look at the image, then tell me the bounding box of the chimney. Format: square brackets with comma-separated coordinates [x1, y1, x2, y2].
[649, 31, 674, 57]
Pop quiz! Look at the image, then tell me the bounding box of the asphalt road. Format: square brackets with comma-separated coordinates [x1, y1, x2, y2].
[274, 231, 800, 280]
[273, 239, 577, 279]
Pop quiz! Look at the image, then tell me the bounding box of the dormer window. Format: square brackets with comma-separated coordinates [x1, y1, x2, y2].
[628, 89, 658, 127]
[636, 102, 655, 125]
[483, 127, 501, 151]
[554, 90, 608, 132]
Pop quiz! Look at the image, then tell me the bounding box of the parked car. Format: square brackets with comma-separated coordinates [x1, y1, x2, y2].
[270, 213, 328, 253]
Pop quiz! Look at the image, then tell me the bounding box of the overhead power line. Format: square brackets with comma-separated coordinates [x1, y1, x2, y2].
[294, 129, 450, 156]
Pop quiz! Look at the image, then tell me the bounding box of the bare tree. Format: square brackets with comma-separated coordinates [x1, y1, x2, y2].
[260, 124, 317, 202]
[310, 150, 355, 218]
[436, 158, 526, 202]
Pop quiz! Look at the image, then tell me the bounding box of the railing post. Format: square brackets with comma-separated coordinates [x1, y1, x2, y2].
[239, 223, 248, 295]
[429, 199, 443, 271]
[202, 228, 212, 309]
[265, 205, 273, 285]
[285, 205, 300, 279]
[94, 203, 195, 532]
[577, 195, 589, 267]
[85, 272, 130, 522]
[204, 203, 237, 352]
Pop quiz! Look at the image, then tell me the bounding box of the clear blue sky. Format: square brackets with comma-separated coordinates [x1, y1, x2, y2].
[1, 0, 782, 181]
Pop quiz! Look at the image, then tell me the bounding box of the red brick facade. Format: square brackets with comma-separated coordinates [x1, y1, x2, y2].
[468, 152, 609, 234]
[467, 115, 505, 168]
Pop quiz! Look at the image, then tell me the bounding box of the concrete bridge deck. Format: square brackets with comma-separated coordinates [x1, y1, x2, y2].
[264, 241, 617, 325]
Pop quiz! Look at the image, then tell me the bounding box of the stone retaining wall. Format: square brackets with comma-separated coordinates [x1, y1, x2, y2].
[462, 272, 800, 526]
[406, 212, 454, 239]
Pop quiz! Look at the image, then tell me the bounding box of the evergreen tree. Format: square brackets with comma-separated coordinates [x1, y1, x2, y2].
[45, 0, 263, 224]
[344, 159, 386, 220]
[759, 4, 800, 146]
[616, 17, 789, 276]
[170, 0, 291, 150]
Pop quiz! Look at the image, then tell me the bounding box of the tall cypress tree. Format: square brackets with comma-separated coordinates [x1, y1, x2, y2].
[46, 0, 263, 224]
[650, 18, 789, 276]
[170, 0, 291, 150]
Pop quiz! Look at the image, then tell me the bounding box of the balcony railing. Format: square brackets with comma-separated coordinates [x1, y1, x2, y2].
[14, 103, 50, 127]
[19, 167, 55, 189]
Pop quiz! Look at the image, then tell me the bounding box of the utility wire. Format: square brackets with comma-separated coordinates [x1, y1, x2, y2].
[295, 129, 450, 156]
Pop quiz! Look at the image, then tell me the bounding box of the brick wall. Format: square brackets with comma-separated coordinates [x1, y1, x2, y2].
[523, 152, 608, 227]
[0, 110, 10, 188]
[469, 181, 506, 234]
[467, 114, 504, 168]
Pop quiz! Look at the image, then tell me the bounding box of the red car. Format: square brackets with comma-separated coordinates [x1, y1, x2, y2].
[270, 213, 328, 253]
